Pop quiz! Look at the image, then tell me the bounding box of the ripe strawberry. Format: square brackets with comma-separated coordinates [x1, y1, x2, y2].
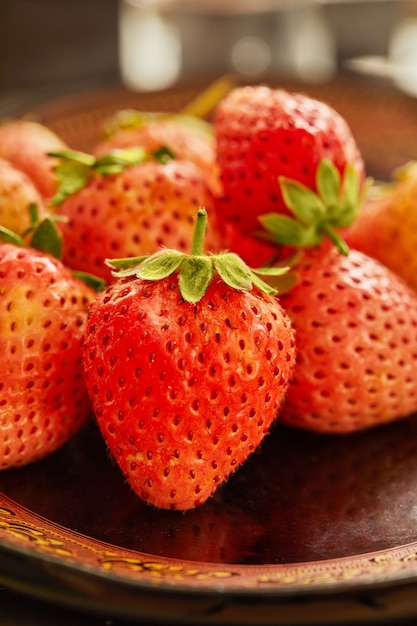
[0, 242, 96, 470]
[0, 120, 67, 200]
[214, 85, 365, 234]
[82, 209, 295, 510]
[93, 112, 221, 195]
[92, 75, 237, 198]
[0, 158, 47, 234]
[345, 162, 417, 292]
[218, 219, 279, 268]
[277, 241, 417, 434]
[51, 149, 222, 284]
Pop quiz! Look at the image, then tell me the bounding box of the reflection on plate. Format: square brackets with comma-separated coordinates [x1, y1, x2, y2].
[1, 75, 417, 624]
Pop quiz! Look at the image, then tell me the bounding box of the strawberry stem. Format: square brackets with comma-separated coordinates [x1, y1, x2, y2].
[322, 224, 350, 256]
[191, 208, 208, 256]
[106, 209, 290, 302]
[181, 74, 237, 119]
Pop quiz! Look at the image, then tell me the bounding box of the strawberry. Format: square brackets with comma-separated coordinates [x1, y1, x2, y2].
[345, 162, 417, 293]
[50, 148, 222, 284]
[82, 209, 296, 510]
[92, 75, 237, 198]
[214, 85, 365, 235]
[0, 240, 97, 470]
[218, 219, 279, 268]
[0, 158, 47, 234]
[93, 112, 221, 195]
[0, 120, 67, 200]
[276, 241, 417, 434]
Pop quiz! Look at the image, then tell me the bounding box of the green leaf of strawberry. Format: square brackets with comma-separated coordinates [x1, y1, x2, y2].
[106, 208, 288, 303]
[179, 256, 213, 302]
[0, 202, 64, 256]
[49, 151, 95, 206]
[83, 201, 296, 510]
[72, 271, 106, 292]
[317, 158, 341, 207]
[258, 213, 315, 248]
[280, 178, 326, 224]
[259, 159, 362, 256]
[213, 253, 252, 291]
[0, 203, 105, 292]
[49, 146, 175, 206]
[137, 250, 185, 280]
[0, 225, 25, 247]
[30, 215, 63, 259]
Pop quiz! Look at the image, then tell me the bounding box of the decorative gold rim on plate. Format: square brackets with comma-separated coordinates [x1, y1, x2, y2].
[1, 492, 417, 594]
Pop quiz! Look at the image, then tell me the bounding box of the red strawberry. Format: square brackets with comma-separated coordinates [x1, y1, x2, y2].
[93, 112, 221, 195]
[214, 85, 365, 234]
[0, 120, 67, 199]
[92, 75, 237, 198]
[345, 162, 417, 292]
[82, 209, 295, 510]
[51, 149, 222, 284]
[277, 242, 417, 434]
[217, 219, 278, 269]
[0, 243, 96, 470]
[0, 158, 47, 234]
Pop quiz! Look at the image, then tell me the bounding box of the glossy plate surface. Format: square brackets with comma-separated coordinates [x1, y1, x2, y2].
[2, 75, 417, 624]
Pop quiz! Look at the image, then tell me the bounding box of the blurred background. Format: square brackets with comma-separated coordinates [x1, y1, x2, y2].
[1, 0, 417, 109]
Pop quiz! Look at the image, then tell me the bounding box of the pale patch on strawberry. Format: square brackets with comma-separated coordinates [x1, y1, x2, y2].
[0, 158, 47, 234]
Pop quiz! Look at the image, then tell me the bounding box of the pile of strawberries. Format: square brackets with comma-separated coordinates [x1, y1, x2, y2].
[1, 82, 417, 511]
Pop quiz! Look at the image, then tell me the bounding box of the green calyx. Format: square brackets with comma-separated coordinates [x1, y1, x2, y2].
[0, 203, 64, 258]
[106, 208, 290, 304]
[0, 203, 105, 292]
[258, 159, 362, 256]
[48, 146, 176, 207]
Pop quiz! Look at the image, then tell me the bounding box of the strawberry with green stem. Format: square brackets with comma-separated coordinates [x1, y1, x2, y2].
[0, 216, 98, 470]
[258, 158, 363, 256]
[93, 112, 220, 195]
[82, 209, 296, 510]
[93, 75, 237, 196]
[49, 147, 222, 284]
[259, 165, 417, 434]
[214, 85, 365, 235]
